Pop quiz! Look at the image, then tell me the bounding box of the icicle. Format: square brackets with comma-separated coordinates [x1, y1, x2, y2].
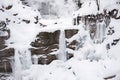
[95, 21, 106, 43]
[58, 30, 67, 61]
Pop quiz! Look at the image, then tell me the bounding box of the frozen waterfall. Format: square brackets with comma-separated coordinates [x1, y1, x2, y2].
[13, 48, 32, 80]
[58, 30, 67, 61]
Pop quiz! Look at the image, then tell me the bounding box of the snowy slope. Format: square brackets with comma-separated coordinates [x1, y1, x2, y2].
[0, 0, 120, 80]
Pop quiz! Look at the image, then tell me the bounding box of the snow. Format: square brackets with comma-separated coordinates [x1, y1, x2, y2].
[22, 58, 120, 80]
[0, 0, 120, 80]
[27, 0, 76, 18]
[75, 0, 99, 16]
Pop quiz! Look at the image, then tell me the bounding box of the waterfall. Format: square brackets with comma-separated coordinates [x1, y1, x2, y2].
[13, 48, 32, 80]
[58, 30, 67, 61]
[18, 49, 32, 70]
[14, 50, 22, 80]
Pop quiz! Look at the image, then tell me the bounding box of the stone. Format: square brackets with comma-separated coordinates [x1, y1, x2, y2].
[65, 29, 78, 39]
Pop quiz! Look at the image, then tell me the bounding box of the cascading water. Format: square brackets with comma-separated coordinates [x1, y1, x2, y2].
[58, 30, 67, 61]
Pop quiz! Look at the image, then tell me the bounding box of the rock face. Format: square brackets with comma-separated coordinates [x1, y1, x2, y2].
[31, 29, 79, 64]
[0, 21, 14, 73]
[31, 30, 60, 64]
[0, 61, 12, 72]
[31, 30, 60, 48]
[65, 29, 78, 39]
